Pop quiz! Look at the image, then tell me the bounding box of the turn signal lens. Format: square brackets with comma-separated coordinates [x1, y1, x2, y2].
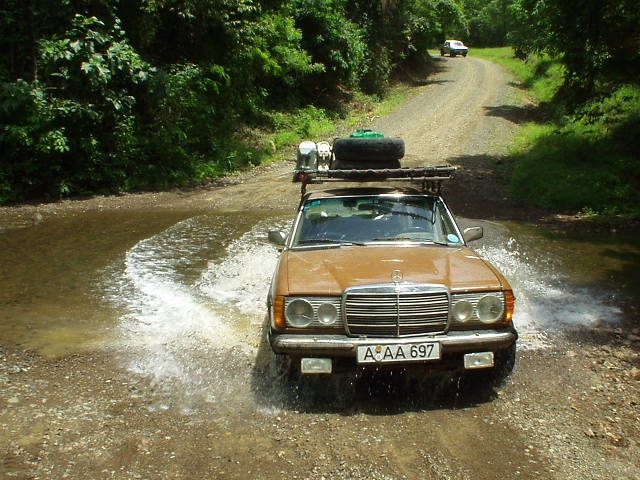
[504, 290, 515, 323]
[273, 296, 286, 330]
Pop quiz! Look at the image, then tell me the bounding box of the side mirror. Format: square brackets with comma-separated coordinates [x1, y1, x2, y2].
[462, 226, 483, 243]
[268, 230, 287, 246]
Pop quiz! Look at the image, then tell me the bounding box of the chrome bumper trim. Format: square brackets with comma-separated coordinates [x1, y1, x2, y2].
[269, 330, 516, 357]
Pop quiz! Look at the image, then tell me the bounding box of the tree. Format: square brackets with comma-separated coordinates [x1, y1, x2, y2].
[463, 0, 515, 46]
[509, 0, 640, 96]
[344, 0, 457, 95]
[1, 14, 151, 199]
[1, 0, 461, 202]
[432, 0, 468, 42]
[290, 0, 366, 91]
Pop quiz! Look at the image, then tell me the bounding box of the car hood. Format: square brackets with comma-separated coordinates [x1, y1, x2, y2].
[273, 244, 509, 295]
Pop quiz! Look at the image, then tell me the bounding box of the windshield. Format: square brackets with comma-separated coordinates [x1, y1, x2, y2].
[292, 195, 463, 246]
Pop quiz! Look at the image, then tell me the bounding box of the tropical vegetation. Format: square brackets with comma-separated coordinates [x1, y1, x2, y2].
[1, 0, 638, 216]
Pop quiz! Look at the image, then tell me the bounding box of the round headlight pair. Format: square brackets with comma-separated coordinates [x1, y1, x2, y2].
[452, 295, 504, 324]
[285, 299, 338, 327]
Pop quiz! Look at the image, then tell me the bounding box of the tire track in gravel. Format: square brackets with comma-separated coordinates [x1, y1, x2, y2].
[374, 56, 516, 165]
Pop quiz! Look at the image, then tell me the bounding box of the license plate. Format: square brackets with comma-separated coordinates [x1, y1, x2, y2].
[357, 342, 440, 364]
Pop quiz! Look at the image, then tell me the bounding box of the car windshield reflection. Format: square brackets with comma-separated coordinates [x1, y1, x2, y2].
[292, 195, 462, 247]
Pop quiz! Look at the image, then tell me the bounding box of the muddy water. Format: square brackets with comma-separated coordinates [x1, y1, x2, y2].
[1, 209, 638, 407]
[474, 221, 637, 342]
[1, 210, 191, 354]
[0, 210, 277, 353]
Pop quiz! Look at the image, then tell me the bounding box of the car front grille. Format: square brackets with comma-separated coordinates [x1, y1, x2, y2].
[344, 283, 449, 337]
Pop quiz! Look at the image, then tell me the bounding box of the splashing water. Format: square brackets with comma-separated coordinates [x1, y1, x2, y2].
[197, 226, 284, 324]
[106, 213, 625, 409]
[476, 231, 622, 348]
[106, 213, 289, 408]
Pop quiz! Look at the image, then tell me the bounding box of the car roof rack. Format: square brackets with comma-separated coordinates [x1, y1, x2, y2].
[292, 136, 456, 196]
[293, 166, 457, 196]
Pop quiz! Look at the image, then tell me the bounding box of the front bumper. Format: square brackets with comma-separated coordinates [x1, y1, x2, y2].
[269, 329, 516, 358]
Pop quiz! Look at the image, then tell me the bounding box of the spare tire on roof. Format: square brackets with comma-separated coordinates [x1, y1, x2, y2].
[332, 137, 405, 163]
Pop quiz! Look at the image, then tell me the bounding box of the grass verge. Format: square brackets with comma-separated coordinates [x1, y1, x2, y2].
[474, 48, 640, 218]
[473, 47, 564, 103]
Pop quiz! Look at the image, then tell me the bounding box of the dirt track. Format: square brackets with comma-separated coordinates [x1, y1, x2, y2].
[1, 55, 639, 480]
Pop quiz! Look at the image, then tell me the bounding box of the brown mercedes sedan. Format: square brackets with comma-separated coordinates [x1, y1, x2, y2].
[267, 185, 517, 382]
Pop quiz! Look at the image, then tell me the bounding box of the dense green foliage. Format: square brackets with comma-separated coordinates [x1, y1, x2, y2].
[0, 0, 452, 202]
[1, 0, 638, 216]
[472, 0, 640, 217]
[460, 0, 511, 47]
[508, 0, 640, 100]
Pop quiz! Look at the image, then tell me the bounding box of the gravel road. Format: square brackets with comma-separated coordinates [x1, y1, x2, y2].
[1, 55, 639, 480]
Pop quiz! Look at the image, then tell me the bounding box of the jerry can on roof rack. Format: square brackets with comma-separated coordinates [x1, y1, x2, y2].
[350, 129, 384, 138]
[296, 141, 317, 170]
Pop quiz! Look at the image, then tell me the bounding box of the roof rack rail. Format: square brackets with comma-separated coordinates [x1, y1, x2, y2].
[293, 166, 456, 195]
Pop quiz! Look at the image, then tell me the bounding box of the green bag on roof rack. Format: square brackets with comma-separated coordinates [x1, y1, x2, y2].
[350, 129, 384, 138]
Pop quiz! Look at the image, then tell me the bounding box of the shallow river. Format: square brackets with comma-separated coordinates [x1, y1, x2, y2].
[1, 209, 637, 410]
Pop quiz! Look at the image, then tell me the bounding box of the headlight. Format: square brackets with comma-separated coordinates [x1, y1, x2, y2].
[452, 300, 473, 322]
[284, 297, 342, 328]
[286, 299, 313, 327]
[477, 295, 504, 323]
[451, 292, 506, 325]
[317, 303, 338, 325]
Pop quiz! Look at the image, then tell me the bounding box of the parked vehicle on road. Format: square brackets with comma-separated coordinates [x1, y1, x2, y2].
[440, 40, 468, 57]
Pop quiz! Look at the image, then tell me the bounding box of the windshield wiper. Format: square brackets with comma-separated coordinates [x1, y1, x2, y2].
[372, 236, 414, 241]
[297, 238, 365, 246]
[372, 236, 450, 246]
